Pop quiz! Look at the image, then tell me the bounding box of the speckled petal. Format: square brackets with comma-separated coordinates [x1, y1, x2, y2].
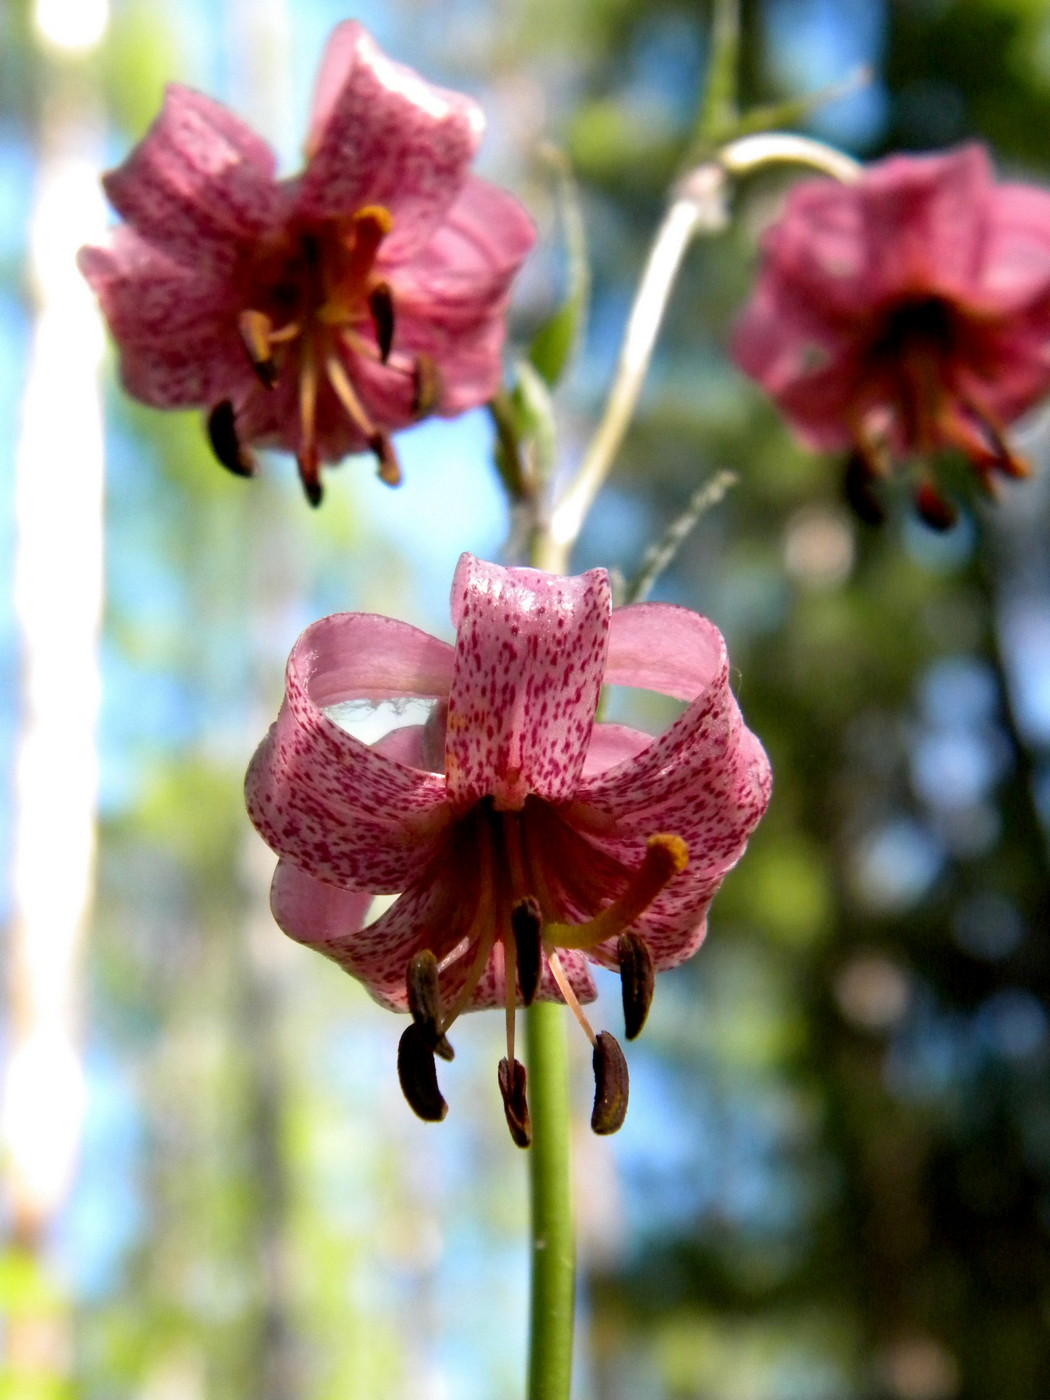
[102, 84, 283, 263]
[271, 856, 477, 1010]
[245, 613, 455, 889]
[77, 230, 236, 347]
[583, 722, 652, 778]
[298, 20, 484, 261]
[604, 602, 727, 700]
[576, 609, 771, 872]
[469, 944, 597, 1010]
[444, 553, 611, 811]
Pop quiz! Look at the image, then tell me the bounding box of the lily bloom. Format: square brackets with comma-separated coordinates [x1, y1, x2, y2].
[78, 23, 535, 504]
[731, 145, 1050, 526]
[245, 554, 771, 1141]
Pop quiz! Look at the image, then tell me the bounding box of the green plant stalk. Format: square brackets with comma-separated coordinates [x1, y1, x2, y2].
[525, 998, 575, 1400]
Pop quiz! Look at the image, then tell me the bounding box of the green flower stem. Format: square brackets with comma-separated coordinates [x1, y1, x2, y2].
[525, 998, 575, 1400]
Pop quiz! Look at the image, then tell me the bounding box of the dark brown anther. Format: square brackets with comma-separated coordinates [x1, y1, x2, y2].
[511, 897, 543, 1007]
[590, 1031, 629, 1136]
[397, 1023, 448, 1122]
[843, 450, 885, 526]
[411, 354, 441, 418]
[368, 282, 395, 363]
[914, 482, 958, 532]
[370, 431, 401, 487]
[617, 931, 655, 1041]
[498, 1057, 532, 1148]
[296, 447, 323, 507]
[407, 950, 454, 1062]
[206, 400, 256, 478]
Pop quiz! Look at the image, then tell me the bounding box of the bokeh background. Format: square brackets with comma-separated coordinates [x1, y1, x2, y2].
[3, 0, 1050, 1396]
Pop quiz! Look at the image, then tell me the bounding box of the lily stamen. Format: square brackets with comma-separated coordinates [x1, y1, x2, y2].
[298, 335, 322, 505]
[238, 309, 278, 387]
[545, 949, 598, 1048]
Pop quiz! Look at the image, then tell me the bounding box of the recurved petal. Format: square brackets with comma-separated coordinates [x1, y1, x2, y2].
[245, 613, 455, 889]
[605, 602, 728, 700]
[444, 554, 611, 811]
[270, 858, 375, 949]
[979, 182, 1050, 310]
[271, 857, 478, 1010]
[392, 175, 536, 311]
[103, 84, 284, 261]
[298, 21, 484, 261]
[77, 230, 238, 346]
[118, 335, 256, 410]
[583, 722, 652, 778]
[575, 614, 771, 872]
[856, 145, 990, 297]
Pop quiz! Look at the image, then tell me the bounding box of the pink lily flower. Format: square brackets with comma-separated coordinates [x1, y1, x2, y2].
[245, 554, 771, 1141]
[731, 145, 1050, 526]
[78, 23, 535, 504]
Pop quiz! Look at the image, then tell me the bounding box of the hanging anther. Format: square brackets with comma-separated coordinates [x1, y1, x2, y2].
[397, 1023, 448, 1122]
[843, 450, 885, 526]
[238, 309, 278, 387]
[370, 431, 401, 486]
[296, 444, 323, 507]
[368, 282, 395, 363]
[591, 1031, 629, 1135]
[914, 481, 957, 531]
[617, 931, 655, 1041]
[206, 400, 256, 478]
[412, 354, 441, 419]
[407, 950, 454, 1061]
[512, 897, 543, 1007]
[498, 1057, 532, 1148]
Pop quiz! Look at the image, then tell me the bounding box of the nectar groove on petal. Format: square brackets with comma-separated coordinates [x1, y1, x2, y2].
[246, 553, 771, 1134]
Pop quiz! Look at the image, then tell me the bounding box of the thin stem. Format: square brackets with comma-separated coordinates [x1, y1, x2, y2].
[525, 998, 576, 1400]
[719, 130, 862, 183]
[695, 0, 740, 143]
[537, 130, 859, 577]
[537, 187, 717, 573]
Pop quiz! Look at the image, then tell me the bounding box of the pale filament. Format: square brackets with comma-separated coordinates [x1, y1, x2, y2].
[545, 950, 598, 1047]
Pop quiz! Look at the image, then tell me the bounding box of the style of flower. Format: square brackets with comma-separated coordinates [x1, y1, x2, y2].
[245, 554, 771, 1142]
[731, 145, 1050, 526]
[78, 23, 535, 505]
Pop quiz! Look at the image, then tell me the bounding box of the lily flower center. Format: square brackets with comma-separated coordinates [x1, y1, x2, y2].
[217, 205, 438, 503]
[396, 796, 689, 1143]
[851, 293, 1029, 524]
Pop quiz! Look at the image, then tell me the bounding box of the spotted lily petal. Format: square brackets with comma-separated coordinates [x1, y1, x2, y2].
[245, 613, 454, 890]
[445, 553, 611, 811]
[298, 21, 485, 260]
